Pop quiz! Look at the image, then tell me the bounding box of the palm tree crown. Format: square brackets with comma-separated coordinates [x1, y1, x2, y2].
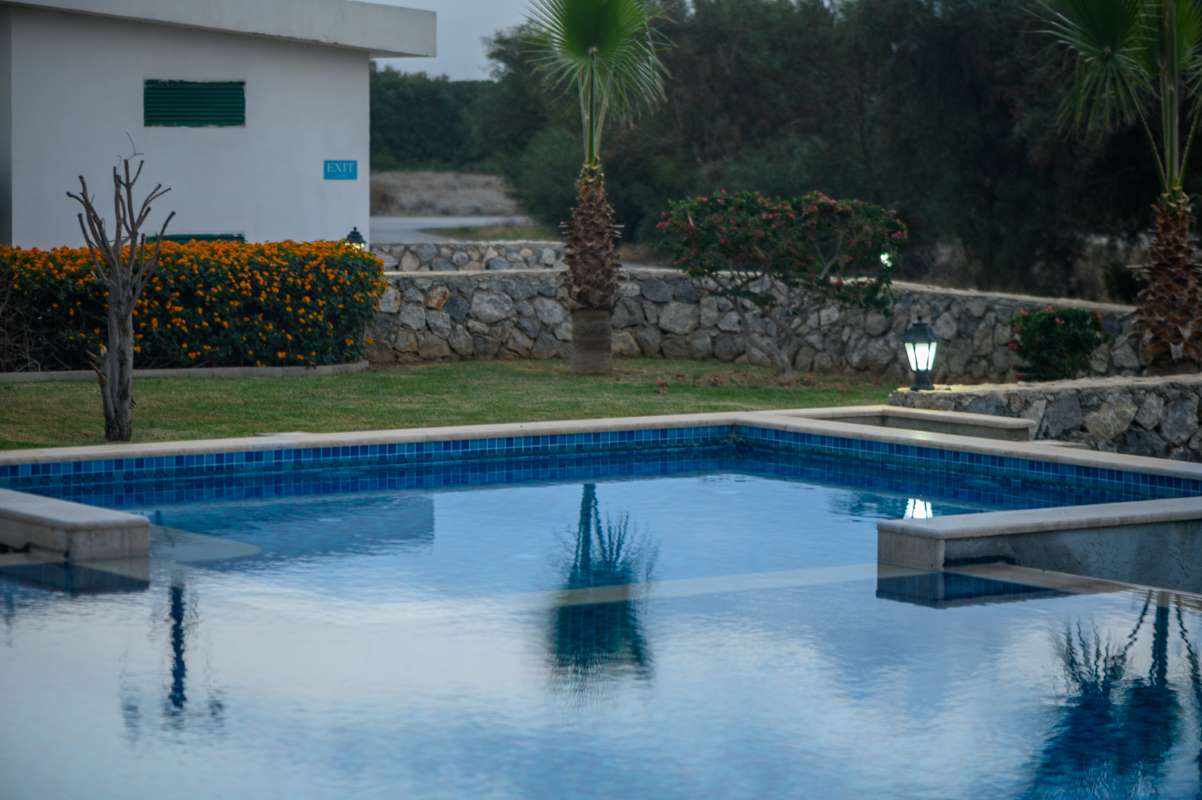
[1041, 0, 1202, 192]
[528, 0, 667, 167]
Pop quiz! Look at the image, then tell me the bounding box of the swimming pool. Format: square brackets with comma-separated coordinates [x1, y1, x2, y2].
[3, 418, 1202, 798]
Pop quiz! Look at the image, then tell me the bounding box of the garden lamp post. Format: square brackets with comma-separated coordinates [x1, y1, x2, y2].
[344, 226, 367, 251]
[903, 319, 938, 391]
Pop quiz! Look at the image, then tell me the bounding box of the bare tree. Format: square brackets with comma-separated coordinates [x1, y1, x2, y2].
[67, 156, 174, 441]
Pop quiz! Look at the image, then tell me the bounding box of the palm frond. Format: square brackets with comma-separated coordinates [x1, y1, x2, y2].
[1039, 0, 1155, 134]
[527, 0, 668, 164]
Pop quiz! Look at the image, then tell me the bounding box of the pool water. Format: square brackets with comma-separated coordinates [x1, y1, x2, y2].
[3, 449, 1201, 799]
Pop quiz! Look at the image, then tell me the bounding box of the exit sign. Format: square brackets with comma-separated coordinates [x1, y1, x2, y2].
[323, 160, 358, 180]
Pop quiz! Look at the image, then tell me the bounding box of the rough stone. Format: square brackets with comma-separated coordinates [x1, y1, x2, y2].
[612, 331, 641, 357]
[424, 286, 450, 311]
[398, 303, 427, 331]
[506, 330, 534, 356]
[532, 331, 560, 359]
[1135, 394, 1166, 430]
[417, 333, 450, 359]
[378, 286, 401, 314]
[1043, 394, 1084, 439]
[658, 302, 700, 335]
[964, 394, 1004, 417]
[436, 297, 466, 325]
[662, 335, 691, 359]
[1083, 395, 1138, 442]
[864, 312, 891, 337]
[641, 279, 674, 303]
[933, 312, 958, 341]
[674, 280, 702, 303]
[516, 316, 541, 340]
[1162, 395, 1200, 444]
[1112, 337, 1142, 371]
[713, 334, 744, 362]
[635, 326, 663, 357]
[532, 296, 568, 326]
[426, 310, 452, 338]
[689, 332, 714, 360]
[391, 329, 418, 354]
[471, 292, 515, 324]
[717, 312, 742, 333]
[448, 326, 474, 356]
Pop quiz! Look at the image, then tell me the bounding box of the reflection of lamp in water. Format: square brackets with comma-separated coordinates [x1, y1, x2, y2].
[905, 498, 933, 520]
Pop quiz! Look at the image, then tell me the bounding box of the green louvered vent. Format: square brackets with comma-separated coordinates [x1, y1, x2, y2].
[153, 233, 246, 244]
[144, 80, 245, 127]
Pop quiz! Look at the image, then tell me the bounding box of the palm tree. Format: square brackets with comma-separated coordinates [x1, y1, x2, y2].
[527, 0, 668, 374]
[1040, 0, 1202, 367]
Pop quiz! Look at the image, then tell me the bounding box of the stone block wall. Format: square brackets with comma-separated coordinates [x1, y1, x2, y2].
[371, 242, 564, 272]
[369, 266, 1142, 384]
[889, 375, 1202, 461]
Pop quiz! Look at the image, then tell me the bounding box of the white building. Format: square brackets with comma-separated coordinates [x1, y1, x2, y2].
[0, 0, 435, 248]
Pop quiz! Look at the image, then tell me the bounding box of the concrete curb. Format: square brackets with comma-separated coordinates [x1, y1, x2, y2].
[0, 360, 370, 384]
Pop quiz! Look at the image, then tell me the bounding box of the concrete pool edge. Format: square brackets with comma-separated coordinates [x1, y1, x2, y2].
[3, 407, 1202, 480]
[0, 488, 150, 560]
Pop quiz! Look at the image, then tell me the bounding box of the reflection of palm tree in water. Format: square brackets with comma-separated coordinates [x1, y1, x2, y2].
[548, 483, 657, 692]
[1024, 592, 1200, 798]
[121, 579, 225, 739]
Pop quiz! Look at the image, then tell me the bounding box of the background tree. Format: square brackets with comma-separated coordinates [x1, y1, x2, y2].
[370, 0, 1189, 302]
[1041, 0, 1202, 368]
[526, 0, 668, 374]
[67, 156, 174, 442]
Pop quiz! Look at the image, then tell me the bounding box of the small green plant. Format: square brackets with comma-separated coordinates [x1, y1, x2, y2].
[1008, 306, 1104, 382]
[658, 190, 906, 375]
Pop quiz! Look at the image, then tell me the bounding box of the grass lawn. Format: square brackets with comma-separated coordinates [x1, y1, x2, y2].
[0, 359, 894, 450]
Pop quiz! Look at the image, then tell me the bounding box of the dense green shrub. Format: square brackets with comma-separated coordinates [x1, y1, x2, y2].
[657, 190, 907, 373]
[0, 241, 384, 372]
[1008, 307, 1105, 382]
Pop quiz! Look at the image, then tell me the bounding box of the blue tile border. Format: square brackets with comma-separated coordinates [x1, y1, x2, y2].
[733, 424, 1202, 499]
[1, 423, 1200, 501]
[0, 426, 733, 491]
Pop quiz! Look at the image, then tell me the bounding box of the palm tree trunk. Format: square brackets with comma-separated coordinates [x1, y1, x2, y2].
[562, 165, 620, 375]
[1136, 189, 1202, 369]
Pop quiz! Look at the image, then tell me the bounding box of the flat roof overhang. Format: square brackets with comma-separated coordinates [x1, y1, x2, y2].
[1, 0, 436, 57]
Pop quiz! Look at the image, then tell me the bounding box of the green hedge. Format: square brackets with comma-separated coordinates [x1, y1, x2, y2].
[0, 241, 385, 372]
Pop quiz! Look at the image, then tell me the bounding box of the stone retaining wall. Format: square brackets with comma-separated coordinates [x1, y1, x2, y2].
[369, 267, 1142, 384]
[371, 241, 564, 272]
[889, 375, 1202, 461]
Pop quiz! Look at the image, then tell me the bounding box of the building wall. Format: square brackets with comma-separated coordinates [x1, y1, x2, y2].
[0, 8, 12, 245]
[7, 7, 369, 248]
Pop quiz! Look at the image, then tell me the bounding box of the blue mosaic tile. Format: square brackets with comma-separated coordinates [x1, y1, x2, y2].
[2, 423, 1200, 501]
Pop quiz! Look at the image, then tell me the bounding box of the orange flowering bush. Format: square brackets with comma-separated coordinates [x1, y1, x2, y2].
[0, 240, 385, 371]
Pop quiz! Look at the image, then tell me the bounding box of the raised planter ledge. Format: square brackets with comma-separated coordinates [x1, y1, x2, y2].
[0, 361, 370, 385]
[0, 488, 149, 561]
[878, 496, 1202, 594]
